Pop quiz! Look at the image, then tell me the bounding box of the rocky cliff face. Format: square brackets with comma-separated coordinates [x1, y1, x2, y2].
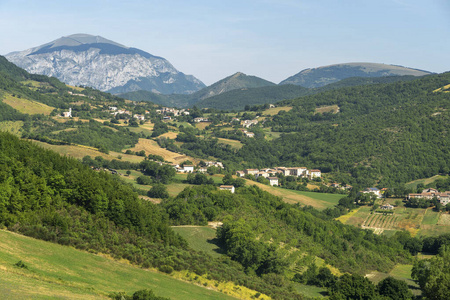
[5, 34, 205, 94]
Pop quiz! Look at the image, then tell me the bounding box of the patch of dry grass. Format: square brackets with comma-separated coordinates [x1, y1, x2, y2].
[129, 138, 198, 164]
[2, 94, 54, 115]
[262, 106, 293, 116]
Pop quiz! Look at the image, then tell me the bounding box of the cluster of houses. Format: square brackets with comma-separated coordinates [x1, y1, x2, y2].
[108, 107, 146, 121]
[171, 161, 224, 174]
[156, 107, 190, 117]
[194, 117, 210, 123]
[408, 188, 450, 206]
[242, 119, 259, 128]
[235, 167, 322, 186]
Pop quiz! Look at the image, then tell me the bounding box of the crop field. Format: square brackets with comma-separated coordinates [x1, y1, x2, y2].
[171, 226, 223, 258]
[217, 138, 243, 149]
[340, 205, 450, 237]
[31, 140, 144, 163]
[129, 138, 198, 164]
[0, 230, 236, 300]
[262, 106, 293, 116]
[366, 264, 420, 296]
[195, 122, 212, 130]
[0, 121, 24, 136]
[2, 93, 54, 115]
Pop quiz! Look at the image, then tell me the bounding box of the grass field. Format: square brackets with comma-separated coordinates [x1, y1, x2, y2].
[405, 175, 448, 190]
[2, 93, 54, 115]
[365, 264, 421, 297]
[0, 230, 237, 300]
[129, 138, 198, 164]
[31, 140, 144, 163]
[171, 226, 223, 258]
[217, 138, 243, 149]
[315, 105, 340, 114]
[261, 106, 293, 116]
[241, 178, 343, 210]
[195, 122, 212, 130]
[0, 121, 24, 136]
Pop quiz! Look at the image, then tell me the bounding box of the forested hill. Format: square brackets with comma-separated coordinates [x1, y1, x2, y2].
[264, 72, 450, 186]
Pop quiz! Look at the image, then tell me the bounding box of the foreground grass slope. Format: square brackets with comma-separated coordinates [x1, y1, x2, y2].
[0, 230, 236, 300]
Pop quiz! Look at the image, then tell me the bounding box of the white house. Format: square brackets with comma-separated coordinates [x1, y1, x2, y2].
[268, 177, 279, 186]
[236, 171, 245, 177]
[309, 169, 322, 179]
[244, 169, 259, 176]
[183, 165, 194, 173]
[362, 187, 382, 198]
[219, 185, 235, 193]
[62, 108, 72, 118]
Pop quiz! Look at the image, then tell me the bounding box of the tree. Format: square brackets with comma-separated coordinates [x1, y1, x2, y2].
[377, 276, 413, 300]
[147, 184, 169, 199]
[329, 274, 376, 300]
[412, 247, 450, 299]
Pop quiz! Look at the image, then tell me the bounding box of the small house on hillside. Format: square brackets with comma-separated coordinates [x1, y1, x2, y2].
[220, 185, 235, 193]
[183, 165, 194, 173]
[268, 177, 279, 186]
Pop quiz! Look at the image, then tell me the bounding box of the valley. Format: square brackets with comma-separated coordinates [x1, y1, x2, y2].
[0, 51, 450, 299]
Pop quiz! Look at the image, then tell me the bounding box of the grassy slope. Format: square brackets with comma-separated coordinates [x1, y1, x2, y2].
[2, 93, 54, 115]
[0, 230, 237, 300]
[171, 226, 223, 258]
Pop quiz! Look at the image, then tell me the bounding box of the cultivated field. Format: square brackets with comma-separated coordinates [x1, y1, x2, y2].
[0, 230, 236, 300]
[405, 175, 448, 190]
[31, 140, 144, 163]
[339, 205, 450, 237]
[2, 93, 54, 115]
[261, 106, 293, 116]
[217, 138, 243, 149]
[129, 138, 198, 164]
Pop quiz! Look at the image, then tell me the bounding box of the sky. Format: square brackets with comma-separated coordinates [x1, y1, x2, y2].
[0, 0, 449, 85]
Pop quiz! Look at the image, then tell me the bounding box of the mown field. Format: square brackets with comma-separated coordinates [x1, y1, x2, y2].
[0, 230, 237, 300]
[129, 138, 198, 164]
[2, 93, 54, 115]
[338, 205, 450, 237]
[171, 226, 223, 258]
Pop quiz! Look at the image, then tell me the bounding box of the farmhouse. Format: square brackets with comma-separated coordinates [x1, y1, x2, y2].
[244, 169, 259, 176]
[62, 108, 72, 118]
[194, 117, 209, 123]
[309, 169, 322, 179]
[408, 190, 450, 206]
[380, 204, 394, 210]
[219, 185, 235, 193]
[133, 114, 145, 121]
[268, 177, 279, 186]
[236, 171, 245, 177]
[361, 187, 382, 198]
[183, 165, 194, 173]
[256, 171, 269, 178]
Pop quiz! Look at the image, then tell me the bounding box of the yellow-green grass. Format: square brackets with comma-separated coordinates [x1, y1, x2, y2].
[292, 283, 327, 298]
[366, 264, 420, 296]
[0, 230, 237, 300]
[2, 93, 54, 115]
[262, 128, 282, 140]
[315, 105, 339, 114]
[66, 84, 85, 91]
[336, 207, 362, 224]
[405, 175, 448, 190]
[0, 121, 24, 136]
[171, 226, 223, 258]
[433, 84, 450, 93]
[240, 178, 343, 210]
[167, 183, 192, 197]
[159, 131, 179, 139]
[127, 126, 153, 136]
[262, 106, 293, 116]
[422, 209, 441, 225]
[31, 140, 144, 163]
[21, 80, 49, 91]
[217, 138, 243, 149]
[195, 122, 212, 130]
[129, 138, 198, 164]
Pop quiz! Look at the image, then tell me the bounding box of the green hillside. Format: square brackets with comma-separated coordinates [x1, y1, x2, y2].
[0, 230, 234, 300]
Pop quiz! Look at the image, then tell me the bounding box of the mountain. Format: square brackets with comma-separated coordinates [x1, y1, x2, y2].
[195, 84, 311, 110]
[120, 72, 276, 107]
[280, 62, 431, 88]
[5, 33, 205, 94]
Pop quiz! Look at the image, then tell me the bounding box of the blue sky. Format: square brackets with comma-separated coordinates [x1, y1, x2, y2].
[0, 0, 449, 85]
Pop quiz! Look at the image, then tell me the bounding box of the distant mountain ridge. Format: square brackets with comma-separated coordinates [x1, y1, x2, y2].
[280, 62, 431, 88]
[120, 72, 276, 108]
[5, 34, 205, 94]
